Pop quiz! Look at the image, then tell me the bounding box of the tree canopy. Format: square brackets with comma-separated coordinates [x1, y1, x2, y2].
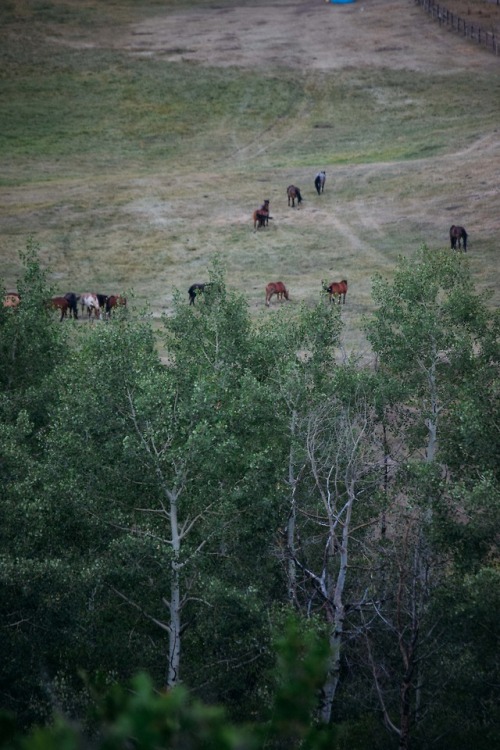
[1, 245, 498, 749]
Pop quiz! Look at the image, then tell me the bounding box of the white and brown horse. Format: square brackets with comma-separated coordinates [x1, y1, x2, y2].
[3, 292, 20, 309]
[80, 293, 101, 319]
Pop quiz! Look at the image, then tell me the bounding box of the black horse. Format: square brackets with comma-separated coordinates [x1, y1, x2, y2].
[287, 185, 303, 207]
[450, 225, 468, 252]
[188, 283, 211, 305]
[63, 292, 80, 319]
[314, 171, 326, 195]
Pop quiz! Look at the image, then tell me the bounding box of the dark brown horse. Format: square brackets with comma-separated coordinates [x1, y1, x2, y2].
[253, 199, 271, 230]
[287, 185, 303, 207]
[323, 280, 348, 305]
[265, 281, 289, 307]
[450, 225, 468, 252]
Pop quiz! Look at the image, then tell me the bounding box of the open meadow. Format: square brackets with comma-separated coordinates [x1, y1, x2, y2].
[1, 0, 499, 357]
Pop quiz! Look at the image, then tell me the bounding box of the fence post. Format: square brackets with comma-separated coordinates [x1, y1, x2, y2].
[416, 0, 496, 55]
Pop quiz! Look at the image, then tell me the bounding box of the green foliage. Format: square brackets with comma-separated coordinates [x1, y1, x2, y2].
[0, 622, 338, 750]
[0, 240, 65, 428]
[365, 246, 496, 461]
[1, 246, 498, 747]
[366, 246, 478, 389]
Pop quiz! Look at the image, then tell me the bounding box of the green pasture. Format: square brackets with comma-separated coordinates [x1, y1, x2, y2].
[1, 0, 498, 356]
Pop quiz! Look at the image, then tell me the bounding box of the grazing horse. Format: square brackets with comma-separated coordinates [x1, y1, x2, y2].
[63, 292, 80, 319]
[287, 185, 303, 207]
[106, 295, 127, 316]
[3, 292, 20, 308]
[314, 171, 326, 195]
[323, 280, 348, 305]
[50, 296, 71, 322]
[253, 200, 271, 230]
[265, 281, 289, 307]
[80, 293, 100, 319]
[450, 225, 468, 252]
[188, 283, 210, 305]
[96, 294, 108, 310]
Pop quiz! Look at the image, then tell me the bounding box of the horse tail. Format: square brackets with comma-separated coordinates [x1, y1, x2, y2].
[296, 188, 303, 204]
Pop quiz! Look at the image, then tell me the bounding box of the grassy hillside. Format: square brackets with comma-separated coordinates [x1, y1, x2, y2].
[1, 0, 498, 356]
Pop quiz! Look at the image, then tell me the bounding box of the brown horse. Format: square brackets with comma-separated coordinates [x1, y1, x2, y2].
[287, 185, 303, 207]
[265, 281, 289, 307]
[253, 199, 271, 230]
[49, 296, 71, 321]
[450, 225, 468, 252]
[106, 295, 127, 316]
[324, 280, 348, 305]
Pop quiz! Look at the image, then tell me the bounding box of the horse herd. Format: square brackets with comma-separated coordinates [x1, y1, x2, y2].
[4, 169, 468, 318]
[189, 170, 469, 310]
[188, 277, 347, 308]
[2, 290, 126, 321]
[251, 172, 321, 229]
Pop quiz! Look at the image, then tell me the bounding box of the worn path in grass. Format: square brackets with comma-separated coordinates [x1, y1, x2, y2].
[1, 0, 499, 356]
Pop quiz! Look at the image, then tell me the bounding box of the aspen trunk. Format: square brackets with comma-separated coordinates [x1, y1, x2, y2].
[166, 491, 182, 689]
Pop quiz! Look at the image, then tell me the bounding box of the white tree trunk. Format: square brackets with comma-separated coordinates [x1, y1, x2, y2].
[167, 489, 182, 688]
[319, 480, 354, 724]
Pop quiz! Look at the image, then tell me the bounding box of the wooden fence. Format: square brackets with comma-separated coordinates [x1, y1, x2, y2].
[415, 0, 499, 55]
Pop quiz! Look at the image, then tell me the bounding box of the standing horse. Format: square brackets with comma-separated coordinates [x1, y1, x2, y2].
[253, 200, 271, 230]
[287, 185, 303, 207]
[449, 225, 468, 252]
[63, 292, 80, 319]
[188, 283, 210, 305]
[265, 281, 289, 307]
[80, 293, 100, 319]
[323, 280, 348, 305]
[314, 171, 326, 195]
[49, 296, 71, 322]
[106, 295, 127, 316]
